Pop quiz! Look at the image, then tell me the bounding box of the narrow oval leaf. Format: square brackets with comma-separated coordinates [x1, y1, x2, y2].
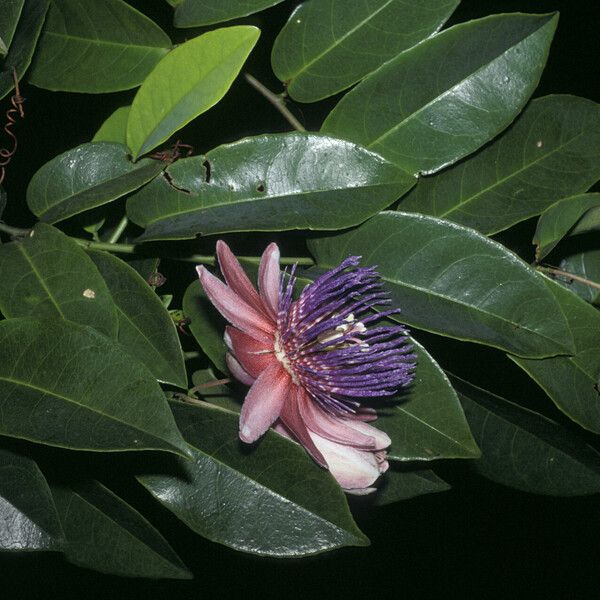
[309, 212, 575, 358]
[401, 96, 600, 234]
[139, 401, 369, 557]
[322, 13, 558, 175]
[0, 0, 25, 54]
[92, 106, 131, 145]
[0, 0, 49, 100]
[27, 143, 164, 224]
[0, 318, 191, 457]
[378, 337, 480, 461]
[372, 468, 450, 506]
[558, 248, 600, 305]
[87, 250, 187, 388]
[27, 0, 171, 93]
[453, 375, 600, 496]
[127, 26, 260, 160]
[534, 193, 600, 261]
[0, 448, 64, 552]
[0, 223, 118, 339]
[511, 277, 600, 434]
[272, 0, 459, 103]
[183, 279, 228, 374]
[51, 481, 191, 579]
[127, 133, 415, 241]
[174, 0, 285, 27]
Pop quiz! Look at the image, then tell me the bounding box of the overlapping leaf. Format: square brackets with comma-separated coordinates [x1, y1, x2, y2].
[0, 223, 118, 338]
[27, 0, 171, 93]
[51, 481, 191, 579]
[0, 318, 191, 456]
[453, 375, 600, 496]
[378, 338, 480, 461]
[26, 143, 164, 224]
[87, 250, 187, 388]
[138, 401, 369, 557]
[309, 212, 575, 357]
[127, 133, 415, 241]
[0, 0, 25, 55]
[401, 96, 600, 234]
[0, 448, 64, 552]
[173, 0, 285, 27]
[558, 249, 600, 305]
[92, 106, 131, 145]
[372, 468, 450, 506]
[0, 0, 49, 100]
[511, 277, 600, 434]
[272, 0, 459, 102]
[127, 26, 260, 159]
[322, 13, 558, 175]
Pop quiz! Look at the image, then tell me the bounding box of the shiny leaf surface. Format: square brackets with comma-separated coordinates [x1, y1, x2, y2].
[0, 223, 118, 338]
[87, 250, 187, 388]
[309, 212, 575, 357]
[0, 318, 191, 456]
[372, 468, 450, 506]
[558, 248, 600, 305]
[92, 106, 131, 145]
[127, 26, 259, 159]
[138, 401, 369, 557]
[272, 0, 458, 102]
[454, 375, 600, 496]
[28, 0, 170, 93]
[27, 143, 164, 224]
[174, 0, 285, 27]
[51, 481, 191, 579]
[0, 0, 25, 55]
[511, 277, 600, 434]
[322, 13, 557, 175]
[127, 133, 415, 241]
[401, 96, 600, 234]
[0, 448, 64, 552]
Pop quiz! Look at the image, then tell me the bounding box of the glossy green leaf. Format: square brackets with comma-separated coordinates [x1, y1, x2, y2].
[51, 481, 191, 579]
[372, 468, 450, 506]
[174, 0, 285, 27]
[378, 337, 480, 461]
[27, 0, 170, 93]
[127, 133, 415, 241]
[533, 193, 600, 261]
[92, 106, 131, 145]
[557, 248, 600, 305]
[0, 0, 49, 100]
[0, 318, 191, 457]
[127, 26, 260, 160]
[138, 401, 368, 556]
[511, 277, 600, 434]
[401, 96, 600, 234]
[0, 448, 64, 552]
[0, 223, 118, 338]
[87, 250, 187, 388]
[322, 13, 558, 175]
[453, 375, 600, 496]
[272, 0, 459, 103]
[0, 0, 25, 55]
[26, 143, 164, 224]
[127, 257, 162, 283]
[309, 211, 575, 358]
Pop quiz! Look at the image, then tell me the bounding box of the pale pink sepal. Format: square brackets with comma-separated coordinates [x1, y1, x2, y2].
[216, 241, 268, 317]
[226, 353, 255, 386]
[239, 361, 291, 443]
[258, 242, 280, 319]
[196, 265, 274, 343]
[225, 326, 275, 379]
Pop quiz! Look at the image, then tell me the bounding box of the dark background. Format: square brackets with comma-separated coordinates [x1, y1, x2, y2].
[3, 0, 599, 598]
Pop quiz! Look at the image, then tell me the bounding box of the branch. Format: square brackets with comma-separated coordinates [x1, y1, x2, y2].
[537, 265, 600, 291]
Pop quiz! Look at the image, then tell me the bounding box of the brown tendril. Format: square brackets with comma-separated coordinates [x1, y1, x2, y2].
[149, 139, 194, 163]
[0, 68, 25, 186]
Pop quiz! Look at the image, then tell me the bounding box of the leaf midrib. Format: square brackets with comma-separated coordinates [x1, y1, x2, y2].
[44, 30, 167, 52]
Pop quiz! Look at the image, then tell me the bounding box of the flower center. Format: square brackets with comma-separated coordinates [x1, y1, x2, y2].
[273, 331, 300, 385]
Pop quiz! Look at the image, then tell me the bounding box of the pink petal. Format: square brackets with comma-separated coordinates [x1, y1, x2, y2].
[225, 326, 276, 379]
[239, 361, 292, 443]
[279, 387, 327, 468]
[258, 242, 281, 319]
[346, 407, 378, 422]
[197, 265, 274, 343]
[226, 353, 255, 386]
[308, 432, 384, 492]
[216, 240, 268, 317]
[298, 395, 378, 449]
